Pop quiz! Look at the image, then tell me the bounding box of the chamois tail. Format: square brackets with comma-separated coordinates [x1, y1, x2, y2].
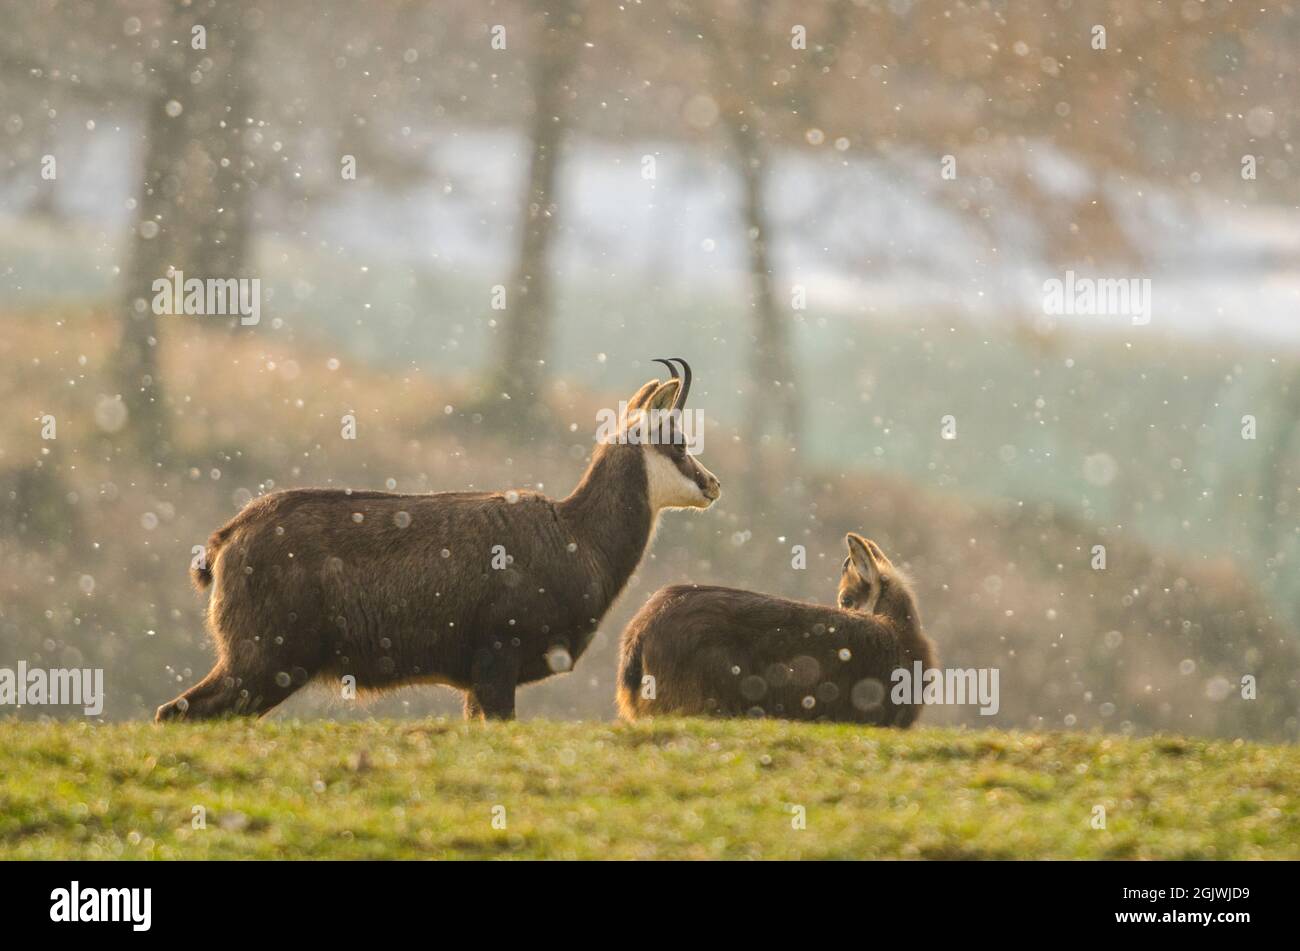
[191, 522, 238, 590]
[616, 638, 645, 721]
[191, 557, 215, 590]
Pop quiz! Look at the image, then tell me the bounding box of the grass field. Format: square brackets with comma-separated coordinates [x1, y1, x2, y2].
[2, 720, 1296, 860]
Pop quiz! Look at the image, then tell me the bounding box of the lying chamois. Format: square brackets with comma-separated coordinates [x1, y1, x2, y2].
[158, 359, 720, 722]
[617, 534, 936, 726]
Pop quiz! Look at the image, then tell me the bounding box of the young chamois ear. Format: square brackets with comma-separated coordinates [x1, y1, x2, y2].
[840, 533, 890, 614]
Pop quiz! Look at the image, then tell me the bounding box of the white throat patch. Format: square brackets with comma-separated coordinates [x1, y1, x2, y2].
[644, 449, 705, 512]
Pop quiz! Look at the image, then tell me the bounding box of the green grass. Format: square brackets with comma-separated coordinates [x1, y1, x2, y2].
[0, 720, 1296, 859]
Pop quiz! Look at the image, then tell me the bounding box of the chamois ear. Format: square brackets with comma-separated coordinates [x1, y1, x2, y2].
[864, 537, 892, 569]
[645, 378, 681, 414]
[626, 378, 661, 411]
[846, 533, 883, 584]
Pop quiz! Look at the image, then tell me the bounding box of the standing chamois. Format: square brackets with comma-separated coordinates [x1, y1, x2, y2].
[617, 534, 936, 726]
[157, 359, 720, 722]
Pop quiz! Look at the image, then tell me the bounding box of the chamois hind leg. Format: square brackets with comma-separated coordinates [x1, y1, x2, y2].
[156, 639, 309, 721]
[156, 662, 233, 721]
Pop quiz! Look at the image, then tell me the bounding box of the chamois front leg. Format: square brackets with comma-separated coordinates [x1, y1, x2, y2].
[467, 646, 519, 721]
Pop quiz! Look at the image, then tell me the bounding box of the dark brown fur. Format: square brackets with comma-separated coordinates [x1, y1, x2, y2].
[158, 375, 720, 722]
[617, 534, 936, 726]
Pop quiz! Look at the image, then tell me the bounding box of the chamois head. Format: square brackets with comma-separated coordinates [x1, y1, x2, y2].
[614, 358, 720, 512]
[838, 533, 913, 620]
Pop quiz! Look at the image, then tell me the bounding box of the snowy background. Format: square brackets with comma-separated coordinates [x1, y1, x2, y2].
[0, 0, 1297, 737]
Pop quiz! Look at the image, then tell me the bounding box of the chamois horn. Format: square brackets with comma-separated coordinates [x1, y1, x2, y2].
[652, 357, 692, 412]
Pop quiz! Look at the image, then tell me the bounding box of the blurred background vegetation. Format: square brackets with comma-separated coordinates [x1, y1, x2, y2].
[0, 0, 1296, 738]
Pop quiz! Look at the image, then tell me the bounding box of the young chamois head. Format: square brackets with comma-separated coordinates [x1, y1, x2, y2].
[838, 533, 917, 628]
[608, 357, 720, 512]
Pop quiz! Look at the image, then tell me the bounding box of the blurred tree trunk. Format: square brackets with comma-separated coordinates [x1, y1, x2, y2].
[683, 0, 802, 492]
[194, 3, 257, 310]
[725, 111, 800, 457]
[493, 0, 583, 415]
[117, 81, 189, 462]
[117, 1, 250, 457]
